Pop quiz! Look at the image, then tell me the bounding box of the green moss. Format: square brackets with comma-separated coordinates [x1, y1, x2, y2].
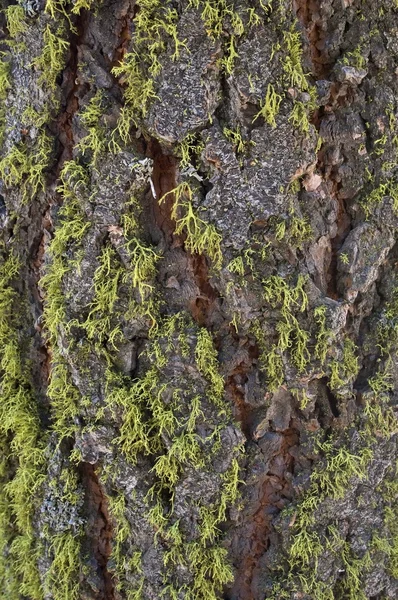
[263, 344, 284, 390]
[160, 183, 222, 269]
[80, 213, 161, 344]
[189, 0, 244, 40]
[314, 305, 333, 365]
[282, 24, 309, 90]
[281, 23, 317, 134]
[288, 215, 313, 244]
[221, 34, 239, 75]
[273, 214, 313, 246]
[126, 238, 161, 301]
[112, 0, 184, 129]
[185, 544, 234, 598]
[71, 0, 96, 13]
[0, 130, 52, 202]
[0, 52, 10, 143]
[40, 161, 91, 439]
[41, 163, 90, 337]
[341, 44, 367, 70]
[253, 83, 282, 128]
[270, 367, 397, 600]
[329, 338, 359, 393]
[227, 255, 245, 277]
[326, 530, 372, 600]
[195, 328, 225, 408]
[289, 89, 318, 134]
[105, 313, 241, 598]
[270, 442, 374, 597]
[261, 274, 310, 387]
[44, 532, 81, 600]
[83, 246, 124, 345]
[223, 125, 247, 153]
[274, 218, 286, 241]
[107, 365, 155, 463]
[107, 493, 144, 596]
[363, 399, 396, 440]
[77, 91, 106, 164]
[342, 338, 359, 378]
[32, 23, 69, 92]
[0, 254, 46, 599]
[384, 504, 398, 578]
[176, 132, 205, 168]
[361, 179, 398, 217]
[340, 252, 349, 265]
[44, 0, 69, 19]
[5, 5, 27, 38]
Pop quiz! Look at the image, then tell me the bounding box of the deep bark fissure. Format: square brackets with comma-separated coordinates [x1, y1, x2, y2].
[80, 463, 115, 600]
[227, 423, 299, 600]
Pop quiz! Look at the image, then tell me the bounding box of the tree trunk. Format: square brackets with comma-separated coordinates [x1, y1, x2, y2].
[0, 1, 397, 599]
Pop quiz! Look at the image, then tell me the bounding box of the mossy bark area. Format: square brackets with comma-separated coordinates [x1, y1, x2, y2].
[0, 0, 397, 599]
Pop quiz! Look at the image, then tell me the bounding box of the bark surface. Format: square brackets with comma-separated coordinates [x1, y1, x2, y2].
[0, 1, 397, 599]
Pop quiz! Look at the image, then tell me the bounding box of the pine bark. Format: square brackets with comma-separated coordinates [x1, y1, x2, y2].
[0, 1, 397, 599]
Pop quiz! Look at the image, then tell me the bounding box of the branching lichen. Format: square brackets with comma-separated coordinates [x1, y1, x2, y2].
[112, 0, 184, 130]
[160, 182, 222, 270]
[0, 254, 45, 598]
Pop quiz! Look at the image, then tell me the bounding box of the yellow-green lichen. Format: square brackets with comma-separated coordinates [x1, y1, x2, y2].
[0, 254, 45, 599]
[160, 182, 222, 270]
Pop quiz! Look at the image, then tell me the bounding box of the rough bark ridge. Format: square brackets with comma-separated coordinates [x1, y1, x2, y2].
[0, 1, 397, 599]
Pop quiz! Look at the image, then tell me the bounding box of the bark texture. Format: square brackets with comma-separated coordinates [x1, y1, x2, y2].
[0, 1, 397, 599]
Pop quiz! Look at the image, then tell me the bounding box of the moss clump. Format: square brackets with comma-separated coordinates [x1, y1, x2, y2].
[0, 130, 52, 202]
[269, 284, 398, 599]
[104, 314, 242, 598]
[0, 52, 10, 143]
[160, 182, 223, 270]
[0, 254, 46, 599]
[314, 305, 334, 365]
[71, 0, 96, 14]
[195, 328, 225, 408]
[270, 435, 374, 599]
[361, 179, 398, 217]
[79, 208, 161, 345]
[223, 125, 247, 154]
[287, 215, 313, 245]
[5, 5, 27, 38]
[32, 23, 69, 92]
[281, 23, 318, 134]
[260, 274, 310, 388]
[82, 246, 125, 346]
[328, 338, 359, 394]
[40, 160, 90, 439]
[107, 487, 145, 597]
[189, 0, 242, 70]
[44, 532, 81, 600]
[253, 83, 282, 128]
[112, 0, 184, 130]
[176, 132, 205, 168]
[273, 214, 313, 246]
[126, 238, 161, 302]
[77, 91, 106, 165]
[282, 24, 309, 90]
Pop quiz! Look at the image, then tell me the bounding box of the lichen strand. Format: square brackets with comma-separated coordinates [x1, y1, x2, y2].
[112, 0, 278, 139]
[104, 314, 243, 599]
[111, 0, 184, 130]
[268, 394, 397, 600]
[0, 253, 45, 598]
[160, 182, 223, 271]
[0, 4, 70, 204]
